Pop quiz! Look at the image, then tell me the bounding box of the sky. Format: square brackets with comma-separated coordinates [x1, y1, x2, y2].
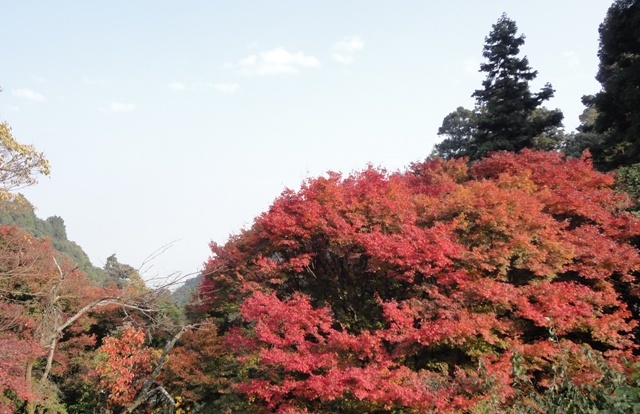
[1, 0, 613, 282]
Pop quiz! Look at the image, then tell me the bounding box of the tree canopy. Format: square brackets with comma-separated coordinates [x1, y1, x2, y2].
[198, 150, 640, 413]
[434, 14, 563, 160]
[589, 0, 640, 169]
[0, 122, 49, 201]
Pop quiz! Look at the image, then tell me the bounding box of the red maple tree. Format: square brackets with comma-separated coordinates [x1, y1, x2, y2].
[0, 225, 141, 413]
[198, 150, 640, 412]
[95, 326, 155, 410]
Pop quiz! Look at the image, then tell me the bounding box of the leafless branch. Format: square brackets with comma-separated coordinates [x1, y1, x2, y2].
[137, 241, 179, 276]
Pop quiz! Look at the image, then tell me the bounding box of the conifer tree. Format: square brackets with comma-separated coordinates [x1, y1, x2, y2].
[435, 14, 563, 160]
[589, 0, 640, 170]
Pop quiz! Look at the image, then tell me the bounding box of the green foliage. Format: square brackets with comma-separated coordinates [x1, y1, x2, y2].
[616, 164, 640, 212]
[436, 14, 563, 160]
[514, 348, 640, 414]
[61, 380, 103, 414]
[172, 275, 202, 306]
[473, 14, 564, 157]
[432, 106, 478, 159]
[0, 121, 50, 201]
[589, 0, 640, 170]
[29, 381, 68, 414]
[154, 288, 187, 328]
[561, 131, 603, 158]
[103, 253, 148, 289]
[559, 100, 605, 159]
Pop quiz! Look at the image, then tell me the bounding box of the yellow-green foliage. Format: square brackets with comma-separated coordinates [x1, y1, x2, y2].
[0, 122, 50, 200]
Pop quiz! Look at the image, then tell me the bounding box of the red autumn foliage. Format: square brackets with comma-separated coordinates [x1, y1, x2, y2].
[0, 225, 121, 412]
[96, 326, 155, 409]
[160, 323, 231, 406]
[199, 150, 640, 412]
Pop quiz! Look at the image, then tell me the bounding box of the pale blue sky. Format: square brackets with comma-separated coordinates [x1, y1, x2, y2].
[1, 1, 612, 280]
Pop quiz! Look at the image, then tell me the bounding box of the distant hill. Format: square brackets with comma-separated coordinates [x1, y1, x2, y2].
[172, 274, 201, 305]
[0, 195, 115, 286]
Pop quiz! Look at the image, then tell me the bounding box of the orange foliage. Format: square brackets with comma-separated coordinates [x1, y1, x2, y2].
[96, 326, 155, 408]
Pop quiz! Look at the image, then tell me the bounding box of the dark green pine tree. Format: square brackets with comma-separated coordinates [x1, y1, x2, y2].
[589, 0, 640, 170]
[434, 15, 564, 161]
[471, 14, 564, 159]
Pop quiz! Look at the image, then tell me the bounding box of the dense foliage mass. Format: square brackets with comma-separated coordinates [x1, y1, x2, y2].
[0, 225, 105, 412]
[198, 150, 640, 413]
[0, 221, 186, 413]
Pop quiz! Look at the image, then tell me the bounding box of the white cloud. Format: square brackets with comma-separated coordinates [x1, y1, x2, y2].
[6, 105, 20, 111]
[228, 47, 320, 76]
[168, 82, 188, 91]
[332, 36, 364, 65]
[214, 83, 240, 93]
[32, 75, 46, 83]
[12, 88, 46, 102]
[107, 102, 137, 112]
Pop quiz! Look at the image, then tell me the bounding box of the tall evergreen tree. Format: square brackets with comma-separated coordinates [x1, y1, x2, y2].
[472, 14, 563, 158]
[435, 14, 564, 160]
[590, 0, 640, 170]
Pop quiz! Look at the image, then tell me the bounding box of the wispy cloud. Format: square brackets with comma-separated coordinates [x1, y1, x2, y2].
[227, 47, 320, 76]
[32, 75, 46, 83]
[214, 83, 240, 93]
[168, 82, 188, 91]
[12, 88, 46, 102]
[107, 102, 137, 112]
[332, 36, 364, 64]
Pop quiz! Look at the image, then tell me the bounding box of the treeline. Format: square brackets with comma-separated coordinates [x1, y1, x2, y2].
[2, 1, 640, 413]
[433, 3, 640, 203]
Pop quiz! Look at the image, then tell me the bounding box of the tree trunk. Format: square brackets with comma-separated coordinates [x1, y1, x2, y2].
[25, 359, 35, 414]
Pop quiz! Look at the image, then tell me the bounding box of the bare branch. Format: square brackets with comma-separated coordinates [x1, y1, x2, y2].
[39, 338, 57, 385]
[137, 241, 178, 276]
[57, 296, 121, 334]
